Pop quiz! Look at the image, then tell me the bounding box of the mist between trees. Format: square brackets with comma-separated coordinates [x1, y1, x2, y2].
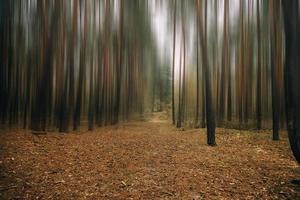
[0, 0, 291, 146]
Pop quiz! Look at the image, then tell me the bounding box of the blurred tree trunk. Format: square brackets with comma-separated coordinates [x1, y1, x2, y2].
[172, 0, 177, 125]
[195, 17, 200, 128]
[213, 0, 219, 123]
[113, 0, 124, 124]
[89, 2, 97, 131]
[176, 1, 185, 129]
[65, 0, 78, 131]
[201, 0, 208, 129]
[270, 1, 280, 140]
[282, 0, 300, 163]
[238, 0, 244, 127]
[181, 1, 186, 127]
[219, 0, 229, 125]
[197, 0, 216, 146]
[31, 1, 57, 132]
[176, 47, 183, 128]
[226, 0, 232, 123]
[58, 1, 68, 132]
[256, 0, 262, 130]
[96, 0, 103, 126]
[73, 0, 88, 131]
[244, 0, 253, 125]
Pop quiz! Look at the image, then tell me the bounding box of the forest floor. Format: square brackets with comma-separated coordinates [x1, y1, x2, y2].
[1, 115, 300, 199]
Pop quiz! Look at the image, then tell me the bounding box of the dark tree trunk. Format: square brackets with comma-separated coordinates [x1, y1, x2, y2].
[197, 0, 216, 146]
[73, 1, 87, 131]
[282, 0, 300, 162]
[176, 47, 183, 128]
[65, 0, 78, 132]
[270, 1, 280, 140]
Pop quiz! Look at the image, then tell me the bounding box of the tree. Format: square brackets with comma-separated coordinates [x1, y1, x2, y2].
[226, 0, 232, 123]
[176, 1, 186, 129]
[244, 0, 253, 125]
[176, 43, 183, 128]
[256, 0, 262, 130]
[195, 12, 200, 128]
[67, 0, 79, 131]
[219, 0, 229, 125]
[270, 0, 281, 140]
[73, 0, 88, 131]
[172, 0, 177, 125]
[197, 0, 216, 146]
[88, 1, 97, 131]
[113, 0, 124, 124]
[238, 0, 245, 127]
[282, 0, 300, 162]
[58, 0, 68, 132]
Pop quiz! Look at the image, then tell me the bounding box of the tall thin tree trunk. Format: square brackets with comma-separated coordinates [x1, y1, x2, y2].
[256, 0, 262, 130]
[172, 0, 177, 125]
[219, 0, 229, 125]
[226, 0, 232, 122]
[270, 1, 280, 140]
[238, 0, 244, 127]
[176, 46, 183, 128]
[195, 20, 200, 128]
[73, 0, 87, 131]
[113, 0, 124, 124]
[66, 0, 78, 131]
[197, 0, 216, 146]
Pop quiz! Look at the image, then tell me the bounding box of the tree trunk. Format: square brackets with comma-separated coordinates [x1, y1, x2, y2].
[73, 0, 87, 131]
[197, 0, 216, 146]
[282, 0, 300, 163]
[256, 0, 262, 130]
[172, 0, 177, 125]
[270, 1, 280, 140]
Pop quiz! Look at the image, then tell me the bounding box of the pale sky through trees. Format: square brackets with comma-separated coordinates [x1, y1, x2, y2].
[150, 0, 240, 79]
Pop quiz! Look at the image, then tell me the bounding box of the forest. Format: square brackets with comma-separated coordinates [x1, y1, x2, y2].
[1, 0, 300, 199]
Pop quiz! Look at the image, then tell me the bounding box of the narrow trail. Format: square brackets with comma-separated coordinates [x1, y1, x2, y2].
[148, 111, 170, 123]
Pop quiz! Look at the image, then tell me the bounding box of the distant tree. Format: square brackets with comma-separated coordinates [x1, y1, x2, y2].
[176, 1, 186, 129]
[58, 1, 68, 132]
[256, 0, 262, 130]
[73, 0, 88, 131]
[181, 1, 187, 127]
[113, 0, 124, 124]
[270, 0, 282, 140]
[226, 0, 232, 123]
[195, 13, 200, 128]
[238, 0, 245, 127]
[219, 0, 229, 125]
[67, 0, 79, 131]
[88, 1, 97, 131]
[176, 45, 183, 128]
[244, 0, 253, 125]
[172, 0, 177, 125]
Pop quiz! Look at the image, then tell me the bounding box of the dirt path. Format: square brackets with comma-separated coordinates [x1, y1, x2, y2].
[0, 122, 300, 199]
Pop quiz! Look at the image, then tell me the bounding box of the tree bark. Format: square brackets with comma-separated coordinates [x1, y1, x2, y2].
[197, 0, 216, 146]
[172, 0, 177, 125]
[282, 0, 300, 163]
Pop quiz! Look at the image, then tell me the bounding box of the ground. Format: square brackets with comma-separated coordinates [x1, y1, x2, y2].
[1, 119, 300, 199]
